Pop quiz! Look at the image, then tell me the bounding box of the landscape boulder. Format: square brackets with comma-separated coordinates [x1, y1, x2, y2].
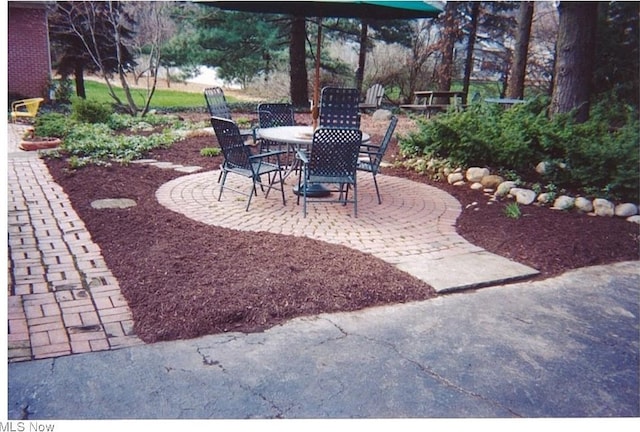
[574, 197, 593, 213]
[372, 109, 393, 121]
[552, 195, 575, 210]
[509, 188, 537, 205]
[537, 193, 553, 204]
[593, 198, 615, 217]
[466, 167, 490, 182]
[480, 174, 504, 189]
[615, 203, 638, 217]
[496, 181, 517, 197]
[447, 172, 464, 184]
[627, 215, 640, 224]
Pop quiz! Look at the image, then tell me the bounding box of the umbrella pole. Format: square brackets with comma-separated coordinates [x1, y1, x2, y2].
[312, 17, 322, 129]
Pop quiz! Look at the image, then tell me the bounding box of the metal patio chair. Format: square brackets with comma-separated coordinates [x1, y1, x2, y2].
[10, 97, 44, 123]
[296, 127, 362, 218]
[357, 115, 398, 204]
[256, 102, 295, 152]
[210, 116, 286, 211]
[319, 87, 361, 130]
[204, 87, 253, 141]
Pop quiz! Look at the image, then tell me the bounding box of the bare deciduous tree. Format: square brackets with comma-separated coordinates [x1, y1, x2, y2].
[51, 1, 178, 116]
[402, 20, 439, 103]
[126, 2, 178, 114]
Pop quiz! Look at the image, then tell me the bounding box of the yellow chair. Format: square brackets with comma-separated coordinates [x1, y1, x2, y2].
[11, 97, 44, 123]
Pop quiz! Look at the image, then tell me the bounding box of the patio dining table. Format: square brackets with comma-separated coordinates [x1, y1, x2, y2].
[257, 125, 370, 197]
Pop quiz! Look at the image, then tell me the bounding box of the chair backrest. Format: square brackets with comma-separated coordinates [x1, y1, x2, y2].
[257, 103, 295, 127]
[210, 116, 251, 170]
[363, 84, 384, 107]
[369, 116, 398, 172]
[308, 128, 362, 179]
[319, 87, 361, 129]
[204, 87, 232, 119]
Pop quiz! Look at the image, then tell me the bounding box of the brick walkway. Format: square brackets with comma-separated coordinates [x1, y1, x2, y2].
[7, 127, 142, 362]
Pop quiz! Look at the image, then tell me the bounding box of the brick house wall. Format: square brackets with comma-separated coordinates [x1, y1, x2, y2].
[8, 2, 52, 100]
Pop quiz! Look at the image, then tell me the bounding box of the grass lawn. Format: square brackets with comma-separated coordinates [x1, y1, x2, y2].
[82, 80, 242, 109]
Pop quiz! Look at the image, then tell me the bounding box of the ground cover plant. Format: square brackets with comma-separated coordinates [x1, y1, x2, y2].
[42, 109, 640, 343]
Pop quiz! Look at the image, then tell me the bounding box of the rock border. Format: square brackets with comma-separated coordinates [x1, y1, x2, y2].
[442, 165, 640, 224]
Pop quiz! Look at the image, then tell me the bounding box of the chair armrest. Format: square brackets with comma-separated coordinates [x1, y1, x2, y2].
[12, 100, 27, 110]
[360, 144, 381, 152]
[249, 149, 287, 160]
[359, 150, 378, 157]
[360, 143, 381, 150]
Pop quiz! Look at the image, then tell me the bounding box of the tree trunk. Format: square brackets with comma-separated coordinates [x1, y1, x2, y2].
[462, 2, 480, 104]
[506, 1, 534, 99]
[289, 16, 309, 109]
[74, 62, 86, 99]
[550, 2, 598, 122]
[355, 21, 368, 96]
[435, 1, 458, 92]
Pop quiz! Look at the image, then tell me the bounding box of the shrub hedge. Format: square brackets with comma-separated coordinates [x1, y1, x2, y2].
[398, 96, 639, 202]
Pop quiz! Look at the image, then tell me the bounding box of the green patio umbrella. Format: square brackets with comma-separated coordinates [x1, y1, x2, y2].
[211, 1, 443, 126]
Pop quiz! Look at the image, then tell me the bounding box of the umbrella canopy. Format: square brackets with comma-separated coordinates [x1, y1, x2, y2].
[210, 1, 443, 125]
[214, 1, 443, 20]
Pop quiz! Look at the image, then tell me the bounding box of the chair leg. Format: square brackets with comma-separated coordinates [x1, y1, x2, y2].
[264, 168, 286, 206]
[353, 181, 358, 218]
[339, 183, 348, 205]
[277, 169, 286, 205]
[245, 184, 255, 211]
[372, 174, 382, 204]
[302, 180, 308, 218]
[218, 171, 228, 201]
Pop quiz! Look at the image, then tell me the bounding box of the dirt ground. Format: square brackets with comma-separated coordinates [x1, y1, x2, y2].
[44, 111, 640, 343]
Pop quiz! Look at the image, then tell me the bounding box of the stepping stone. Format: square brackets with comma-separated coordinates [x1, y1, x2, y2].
[174, 166, 202, 173]
[150, 162, 181, 169]
[91, 198, 137, 209]
[131, 159, 157, 164]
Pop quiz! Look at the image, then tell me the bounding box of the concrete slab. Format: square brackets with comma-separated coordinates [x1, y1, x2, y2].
[7, 262, 639, 419]
[395, 251, 540, 293]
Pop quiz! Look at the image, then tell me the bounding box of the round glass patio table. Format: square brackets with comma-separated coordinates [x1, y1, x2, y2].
[257, 126, 370, 197]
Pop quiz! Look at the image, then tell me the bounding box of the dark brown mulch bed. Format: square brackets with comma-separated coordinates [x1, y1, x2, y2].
[43, 113, 639, 343]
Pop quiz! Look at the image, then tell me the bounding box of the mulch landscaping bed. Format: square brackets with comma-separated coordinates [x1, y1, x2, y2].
[43, 112, 639, 343]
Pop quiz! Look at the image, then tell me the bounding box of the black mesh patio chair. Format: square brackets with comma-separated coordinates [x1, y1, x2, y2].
[205, 87, 254, 141]
[210, 116, 286, 211]
[204, 87, 232, 119]
[256, 102, 295, 152]
[357, 115, 398, 204]
[296, 128, 363, 218]
[319, 87, 361, 130]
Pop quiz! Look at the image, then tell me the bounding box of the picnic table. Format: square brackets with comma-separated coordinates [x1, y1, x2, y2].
[401, 90, 466, 118]
[484, 98, 526, 107]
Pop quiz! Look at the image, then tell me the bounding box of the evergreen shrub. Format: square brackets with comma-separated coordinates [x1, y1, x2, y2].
[398, 96, 639, 202]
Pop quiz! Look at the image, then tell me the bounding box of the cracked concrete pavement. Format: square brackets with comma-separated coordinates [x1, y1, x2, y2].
[7, 261, 639, 419]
